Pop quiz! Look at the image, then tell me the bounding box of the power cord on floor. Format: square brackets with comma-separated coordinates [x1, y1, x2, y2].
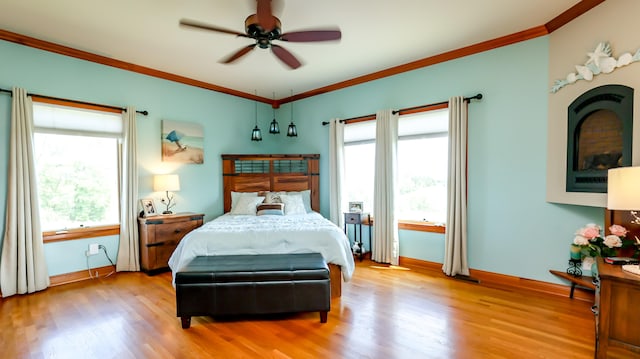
[87, 244, 116, 279]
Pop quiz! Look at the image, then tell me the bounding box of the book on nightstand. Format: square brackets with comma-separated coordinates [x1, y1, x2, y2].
[622, 264, 640, 276]
[604, 256, 639, 265]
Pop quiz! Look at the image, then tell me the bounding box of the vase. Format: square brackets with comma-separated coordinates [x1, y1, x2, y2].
[570, 245, 582, 260]
[581, 256, 595, 273]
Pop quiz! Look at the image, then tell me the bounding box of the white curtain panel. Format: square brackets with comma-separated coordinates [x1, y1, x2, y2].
[116, 107, 140, 271]
[328, 118, 346, 226]
[442, 96, 470, 276]
[0, 87, 50, 297]
[372, 110, 399, 265]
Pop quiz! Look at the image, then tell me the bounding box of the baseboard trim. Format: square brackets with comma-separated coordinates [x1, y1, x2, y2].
[398, 256, 594, 302]
[49, 265, 116, 286]
[49, 258, 594, 302]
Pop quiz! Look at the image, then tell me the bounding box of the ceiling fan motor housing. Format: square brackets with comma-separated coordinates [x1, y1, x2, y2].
[245, 14, 282, 48]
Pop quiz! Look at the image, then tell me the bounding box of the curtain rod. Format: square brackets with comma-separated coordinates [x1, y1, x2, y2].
[321, 93, 482, 126]
[0, 88, 149, 116]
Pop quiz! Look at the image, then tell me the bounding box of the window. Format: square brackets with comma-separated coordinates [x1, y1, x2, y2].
[343, 108, 449, 228]
[33, 101, 121, 234]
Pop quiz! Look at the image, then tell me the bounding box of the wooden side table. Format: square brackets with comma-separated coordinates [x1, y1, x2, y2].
[344, 212, 371, 261]
[138, 212, 204, 273]
[549, 269, 596, 298]
[594, 257, 640, 358]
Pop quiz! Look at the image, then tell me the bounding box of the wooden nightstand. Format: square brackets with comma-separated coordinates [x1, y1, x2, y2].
[594, 257, 640, 358]
[344, 212, 371, 261]
[138, 212, 204, 273]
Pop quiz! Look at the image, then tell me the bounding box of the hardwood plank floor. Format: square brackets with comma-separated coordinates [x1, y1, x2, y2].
[0, 260, 596, 358]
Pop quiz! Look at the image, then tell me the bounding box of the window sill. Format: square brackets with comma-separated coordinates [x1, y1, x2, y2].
[362, 217, 445, 234]
[43, 224, 120, 243]
[399, 220, 445, 234]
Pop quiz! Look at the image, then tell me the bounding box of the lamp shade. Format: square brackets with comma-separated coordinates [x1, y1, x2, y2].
[154, 174, 180, 192]
[607, 167, 640, 210]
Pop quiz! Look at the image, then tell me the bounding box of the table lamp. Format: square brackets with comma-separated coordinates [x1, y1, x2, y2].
[608, 167, 640, 223]
[154, 174, 180, 214]
[607, 167, 640, 273]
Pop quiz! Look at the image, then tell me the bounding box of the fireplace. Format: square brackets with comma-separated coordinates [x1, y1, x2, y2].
[566, 84, 633, 193]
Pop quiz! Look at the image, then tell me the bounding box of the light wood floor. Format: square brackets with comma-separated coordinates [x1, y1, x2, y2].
[0, 260, 595, 358]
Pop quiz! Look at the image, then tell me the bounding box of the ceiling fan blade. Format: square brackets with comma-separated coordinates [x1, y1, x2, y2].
[180, 19, 248, 37]
[221, 44, 257, 64]
[256, 0, 276, 32]
[280, 30, 342, 42]
[271, 44, 302, 69]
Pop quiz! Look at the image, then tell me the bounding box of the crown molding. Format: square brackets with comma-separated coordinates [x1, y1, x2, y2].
[0, 0, 604, 106]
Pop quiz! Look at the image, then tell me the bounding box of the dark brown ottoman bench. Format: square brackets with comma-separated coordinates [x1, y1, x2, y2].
[175, 253, 331, 328]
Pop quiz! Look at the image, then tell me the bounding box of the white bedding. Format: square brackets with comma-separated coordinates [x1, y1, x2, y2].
[168, 212, 355, 282]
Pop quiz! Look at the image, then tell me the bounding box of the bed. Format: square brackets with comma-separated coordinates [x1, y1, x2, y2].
[168, 154, 355, 297]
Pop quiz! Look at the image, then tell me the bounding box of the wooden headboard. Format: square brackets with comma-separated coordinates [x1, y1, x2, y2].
[222, 154, 320, 213]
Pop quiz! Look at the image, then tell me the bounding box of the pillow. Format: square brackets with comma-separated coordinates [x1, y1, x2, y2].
[230, 191, 258, 212]
[280, 194, 306, 215]
[264, 191, 285, 204]
[256, 203, 285, 216]
[230, 196, 265, 215]
[287, 190, 313, 213]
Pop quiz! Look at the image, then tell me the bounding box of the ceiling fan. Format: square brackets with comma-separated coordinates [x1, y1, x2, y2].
[179, 0, 341, 69]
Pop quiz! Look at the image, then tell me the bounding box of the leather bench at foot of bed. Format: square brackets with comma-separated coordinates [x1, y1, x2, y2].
[175, 253, 331, 328]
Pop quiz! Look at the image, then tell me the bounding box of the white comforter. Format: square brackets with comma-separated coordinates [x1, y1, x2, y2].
[168, 212, 355, 282]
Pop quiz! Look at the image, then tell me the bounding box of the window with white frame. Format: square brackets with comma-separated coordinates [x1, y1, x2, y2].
[32, 102, 121, 231]
[343, 108, 449, 224]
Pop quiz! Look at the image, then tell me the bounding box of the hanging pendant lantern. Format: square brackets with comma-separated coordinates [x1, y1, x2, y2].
[269, 92, 280, 134]
[287, 122, 297, 137]
[251, 91, 262, 141]
[251, 125, 262, 141]
[269, 117, 280, 135]
[269, 119, 280, 134]
[287, 90, 298, 137]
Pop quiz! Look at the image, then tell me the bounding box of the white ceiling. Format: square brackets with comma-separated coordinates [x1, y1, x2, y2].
[0, 0, 581, 100]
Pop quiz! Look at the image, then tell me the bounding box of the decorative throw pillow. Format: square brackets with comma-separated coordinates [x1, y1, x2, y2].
[280, 194, 306, 215]
[230, 196, 265, 215]
[264, 191, 285, 204]
[256, 203, 285, 216]
[287, 190, 313, 213]
[230, 191, 258, 212]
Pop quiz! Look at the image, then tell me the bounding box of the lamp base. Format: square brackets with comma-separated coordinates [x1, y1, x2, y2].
[162, 210, 173, 215]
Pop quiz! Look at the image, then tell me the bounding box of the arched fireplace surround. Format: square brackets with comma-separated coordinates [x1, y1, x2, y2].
[566, 84, 633, 193]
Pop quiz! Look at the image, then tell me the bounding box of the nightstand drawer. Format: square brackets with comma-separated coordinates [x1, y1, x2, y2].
[138, 213, 204, 273]
[152, 220, 201, 244]
[344, 213, 363, 224]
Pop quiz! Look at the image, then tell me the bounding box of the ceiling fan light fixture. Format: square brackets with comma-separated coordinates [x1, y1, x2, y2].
[180, 1, 341, 70]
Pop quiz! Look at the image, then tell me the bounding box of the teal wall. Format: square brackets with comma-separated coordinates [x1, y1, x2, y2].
[289, 36, 602, 283]
[0, 35, 603, 283]
[0, 40, 282, 274]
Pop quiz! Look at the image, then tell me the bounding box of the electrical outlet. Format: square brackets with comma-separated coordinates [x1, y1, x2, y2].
[88, 243, 100, 255]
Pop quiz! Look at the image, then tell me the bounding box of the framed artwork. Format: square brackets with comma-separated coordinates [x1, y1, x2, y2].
[140, 198, 157, 217]
[349, 201, 363, 213]
[162, 119, 204, 164]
